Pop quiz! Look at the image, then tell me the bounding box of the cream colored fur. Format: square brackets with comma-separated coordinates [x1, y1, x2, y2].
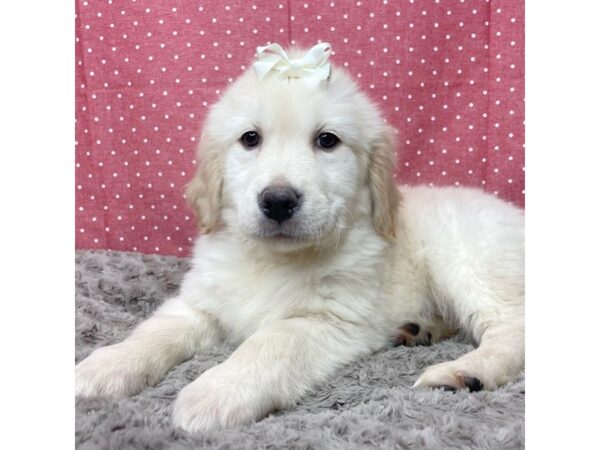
[75, 49, 524, 433]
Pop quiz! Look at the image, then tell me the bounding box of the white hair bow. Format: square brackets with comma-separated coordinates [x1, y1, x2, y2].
[252, 42, 332, 86]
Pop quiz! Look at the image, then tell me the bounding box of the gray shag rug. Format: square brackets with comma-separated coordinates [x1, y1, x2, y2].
[75, 250, 525, 450]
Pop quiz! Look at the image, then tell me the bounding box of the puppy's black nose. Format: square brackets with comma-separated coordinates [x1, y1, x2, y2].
[259, 186, 301, 223]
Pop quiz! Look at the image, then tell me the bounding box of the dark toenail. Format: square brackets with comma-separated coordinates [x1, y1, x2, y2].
[393, 334, 407, 347]
[402, 323, 420, 336]
[434, 384, 457, 392]
[426, 332, 432, 342]
[464, 376, 483, 392]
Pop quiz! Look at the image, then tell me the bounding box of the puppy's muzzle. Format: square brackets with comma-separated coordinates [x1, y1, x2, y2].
[259, 186, 302, 224]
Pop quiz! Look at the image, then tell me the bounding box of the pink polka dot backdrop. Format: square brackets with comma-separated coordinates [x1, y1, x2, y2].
[75, 0, 524, 256]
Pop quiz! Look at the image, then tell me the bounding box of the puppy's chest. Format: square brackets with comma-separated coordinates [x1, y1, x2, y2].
[196, 261, 384, 343]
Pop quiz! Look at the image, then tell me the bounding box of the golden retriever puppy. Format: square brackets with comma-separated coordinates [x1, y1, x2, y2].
[76, 43, 524, 432]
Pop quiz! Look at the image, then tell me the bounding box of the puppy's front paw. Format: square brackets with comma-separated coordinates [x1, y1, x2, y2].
[173, 364, 272, 432]
[413, 360, 486, 392]
[75, 343, 155, 397]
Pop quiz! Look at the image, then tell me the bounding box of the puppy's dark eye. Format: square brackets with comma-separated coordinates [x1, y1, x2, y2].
[240, 131, 261, 149]
[316, 132, 340, 150]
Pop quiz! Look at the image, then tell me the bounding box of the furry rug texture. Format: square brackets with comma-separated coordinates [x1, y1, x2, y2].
[75, 250, 525, 450]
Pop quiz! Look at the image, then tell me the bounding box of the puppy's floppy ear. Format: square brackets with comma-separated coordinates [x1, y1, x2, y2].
[185, 132, 224, 234]
[368, 126, 401, 240]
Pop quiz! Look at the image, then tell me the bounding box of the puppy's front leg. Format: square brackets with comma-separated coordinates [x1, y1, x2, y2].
[173, 317, 373, 432]
[75, 297, 223, 397]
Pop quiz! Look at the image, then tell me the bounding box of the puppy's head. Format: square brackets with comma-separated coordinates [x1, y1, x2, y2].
[186, 47, 400, 252]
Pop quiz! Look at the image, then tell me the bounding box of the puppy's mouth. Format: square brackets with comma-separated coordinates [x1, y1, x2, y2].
[253, 218, 315, 242]
[255, 227, 308, 241]
[245, 216, 338, 252]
